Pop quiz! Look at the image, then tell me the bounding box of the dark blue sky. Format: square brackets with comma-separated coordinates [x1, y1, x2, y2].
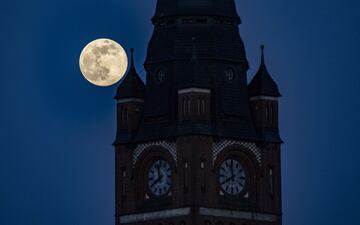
[1, 0, 359, 225]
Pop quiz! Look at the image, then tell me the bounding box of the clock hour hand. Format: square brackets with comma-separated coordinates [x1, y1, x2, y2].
[221, 175, 236, 184]
[151, 174, 163, 188]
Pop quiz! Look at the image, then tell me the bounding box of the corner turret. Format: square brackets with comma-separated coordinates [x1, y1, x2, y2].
[114, 48, 145, 144]
[249, 45, 282, 143]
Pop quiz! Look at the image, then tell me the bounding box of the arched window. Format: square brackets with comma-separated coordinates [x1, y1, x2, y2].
[197, 97, 201, 115]
[121, 168, 126, 199]
[187, 97, 191, 115]
[183, 97, 191, 117]
[200, 160, 205, 192]
[120, 106, 128, 127]
[201, 97, 206, 115]
[124, 107, 128, 127]
[184, 160, 188, 191]
[271, 104, 275, 124]
[265, 105, 270, 122]
[183, 98, 187, 116]
[269, 167, 274, 195]
[120, 106, 124, 126]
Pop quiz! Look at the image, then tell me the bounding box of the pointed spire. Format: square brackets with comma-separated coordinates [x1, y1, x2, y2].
[248, 45, 281, 97]
[114, 48, 145, 100]
[130, 48, 135, 69]
[261, 45, 265, 65]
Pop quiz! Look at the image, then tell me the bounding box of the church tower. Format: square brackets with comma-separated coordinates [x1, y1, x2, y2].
[114, 1, 282, 225]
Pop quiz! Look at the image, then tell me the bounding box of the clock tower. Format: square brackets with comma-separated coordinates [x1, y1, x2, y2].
[114, 1, 283, 225]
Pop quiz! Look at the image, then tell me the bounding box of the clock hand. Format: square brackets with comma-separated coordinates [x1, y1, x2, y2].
[151, 178, 160, 188]
[156, 164, 161, 180]
[151, 174, 163, 188]
[221, 175, 236, 184]
[231, 160, 234, 177]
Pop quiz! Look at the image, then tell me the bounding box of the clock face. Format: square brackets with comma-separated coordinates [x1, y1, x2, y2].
[225, 67, 235, 81]
[219, 159, 246, 195]
[148, 160, 172, 196]
[155, 69, 165, 82]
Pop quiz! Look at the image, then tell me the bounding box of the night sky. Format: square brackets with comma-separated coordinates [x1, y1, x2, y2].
[1, 0, 360, 225]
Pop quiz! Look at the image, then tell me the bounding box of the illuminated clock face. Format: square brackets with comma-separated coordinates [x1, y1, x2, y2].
[219, 159, 246, 195]
[148, 160, 172, 196]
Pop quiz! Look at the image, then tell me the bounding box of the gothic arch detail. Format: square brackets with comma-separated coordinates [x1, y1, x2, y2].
[133, 141, 177, 166]
[212, 140, 262, 165]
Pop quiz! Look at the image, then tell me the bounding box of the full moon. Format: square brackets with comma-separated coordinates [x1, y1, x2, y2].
[79, 38, 128, 86]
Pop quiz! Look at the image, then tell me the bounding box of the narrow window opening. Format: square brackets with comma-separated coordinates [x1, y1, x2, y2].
[201, 97, 206, 116]
[120, 106, 124, 126]
[272, 104, 275, 125]
[121, 168, 126, 200]
[183, 98, 187, 116]
[265, 105, 270, 122]
[187, 97, 191, 116]
[200, 160, 206, 192]
[269, 168, 274, 196]
[197, 97, 201, 115]
[124, 107, 128, 127]
[184, 161, 188, 192]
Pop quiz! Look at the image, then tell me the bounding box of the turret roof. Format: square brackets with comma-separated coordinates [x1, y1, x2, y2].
[248, 45, 281, 97]
[114, 48, 145, 100]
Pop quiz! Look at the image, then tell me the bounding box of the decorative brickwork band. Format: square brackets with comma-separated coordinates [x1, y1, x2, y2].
[133, 141, 177, 166]
[212, 140, 262, 165]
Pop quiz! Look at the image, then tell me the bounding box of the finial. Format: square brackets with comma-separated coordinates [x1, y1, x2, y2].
[260, 45, 265, 65]
[130, 48, 135, 68]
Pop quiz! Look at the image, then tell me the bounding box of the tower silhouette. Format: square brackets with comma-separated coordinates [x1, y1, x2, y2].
[114, 1, 282, 224]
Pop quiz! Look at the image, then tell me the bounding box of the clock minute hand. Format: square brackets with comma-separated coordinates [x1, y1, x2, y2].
[221, 175, 236, 184]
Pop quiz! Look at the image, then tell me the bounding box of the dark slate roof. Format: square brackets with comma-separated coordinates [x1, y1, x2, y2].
[248, 46, 281, 97]
[114, 49, 145, 99]
[145, 25, 248, 64]
[153, 0, 239, 20]
[115, 0, 261, 145]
